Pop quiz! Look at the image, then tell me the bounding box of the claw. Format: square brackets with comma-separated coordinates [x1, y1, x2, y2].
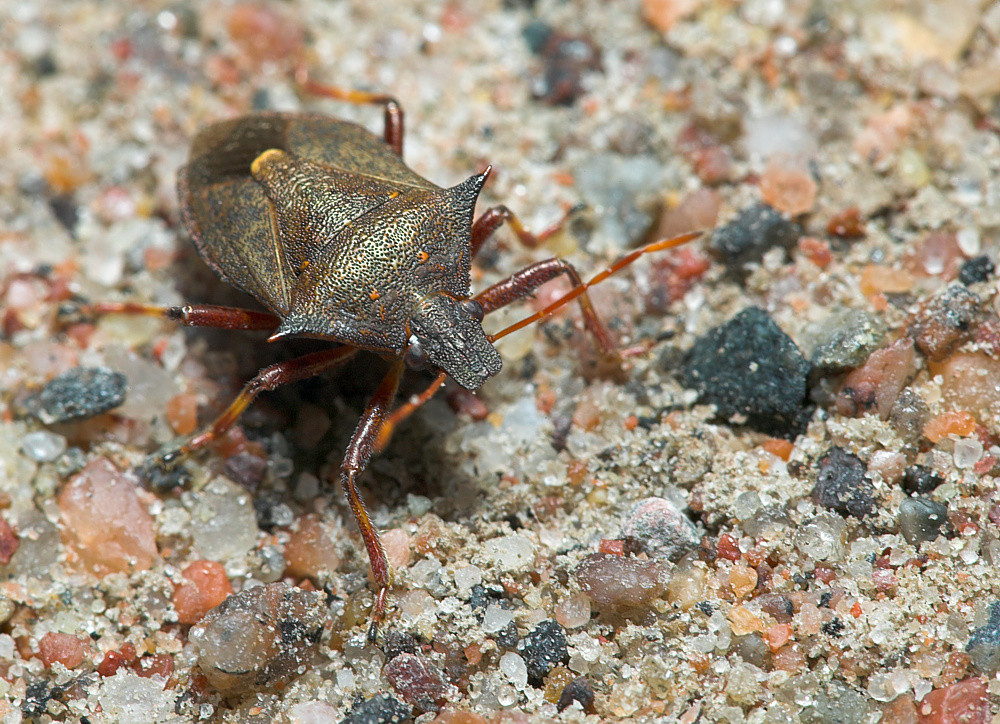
[136, 449, 190, 491]
[55, 300, 92, 326]
[366, 619, 380, 645]
[158, 447, 184, 467]
[366, 585, 389, 645]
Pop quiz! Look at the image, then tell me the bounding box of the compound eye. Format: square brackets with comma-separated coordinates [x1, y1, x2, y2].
[404, 335, 429, 370]
[461, 299, 485, 323]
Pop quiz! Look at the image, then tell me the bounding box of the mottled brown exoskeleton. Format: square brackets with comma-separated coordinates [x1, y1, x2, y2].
[94, 79, 698, 640]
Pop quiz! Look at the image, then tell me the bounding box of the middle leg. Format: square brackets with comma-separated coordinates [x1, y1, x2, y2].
[160, 345, 358, 464]
[83, 301, 280, 332]
[483, 231, 703, 346]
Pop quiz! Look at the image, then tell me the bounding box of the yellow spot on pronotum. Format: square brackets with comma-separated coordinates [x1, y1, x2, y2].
[418, 251, 429, 263]
[369, 290, 381, 300]
[250, 148, 284, 179]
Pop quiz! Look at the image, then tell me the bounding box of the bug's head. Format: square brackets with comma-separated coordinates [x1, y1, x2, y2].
[405, 294, 501, 391]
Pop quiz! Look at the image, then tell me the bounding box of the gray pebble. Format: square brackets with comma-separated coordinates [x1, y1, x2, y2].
[809, 309, 887, 375]
[898, 497, 948, 545]
[622, 497, 699, 560]
[19, 430, 67, 462]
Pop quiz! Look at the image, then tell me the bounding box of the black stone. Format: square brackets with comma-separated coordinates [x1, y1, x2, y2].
[557, 676, 595, 712]
[341, 694, 412, 724]
[709, 203, 801, 274]
[959, 255, 995, 286]
[21, 681, 52, 718]
[518, 619, 569, 686]
[494, 620, 519, 650]
[901, 465, 944, 495]
[254, 493, 295, 530]
[383, 631, 418, 662]
[468, 583, 505, 610]
[29, 366, 127, 424]
[821, 618, 845, 637]
[680, 307, 811, 435]
[136, 457, 190, 492]
[811, 447, 875, 518]
[48, 193, 78, 235]
[522, 20, 553, 54]
[33, 52, 58, 77]
[695, 601, 714, 616]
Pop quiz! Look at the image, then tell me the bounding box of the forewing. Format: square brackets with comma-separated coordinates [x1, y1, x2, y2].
[179, 115, 296, 314]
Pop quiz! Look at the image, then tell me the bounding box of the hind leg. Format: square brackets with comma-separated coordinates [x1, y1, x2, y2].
[296, 67, 404, 155]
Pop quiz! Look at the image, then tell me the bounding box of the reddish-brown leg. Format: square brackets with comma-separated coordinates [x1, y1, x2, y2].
[474, 258, 618, 354]
[160, 346, 358, 465]
[335, 359, 406, 642]
[296, 66, 404, 156]
[373, 372, 448, 455]
[89, 301, 280, 331]
[470, 204, 583, 257]
[487, 231, 703, 344]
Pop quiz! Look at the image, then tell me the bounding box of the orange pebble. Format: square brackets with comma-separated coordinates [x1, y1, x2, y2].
[38, 632, 89, 669]
[761, 438, 794, 461]
[172, 560, 233, 624]
[598, 539, 624, 556]
[923, 410, 977, 443]
[797, 236, 833, 268]
[284, 514, 342, 579]
[764, 623, 793, 652]
[859, 264, 913, 296]
[759, 159, 817, 216]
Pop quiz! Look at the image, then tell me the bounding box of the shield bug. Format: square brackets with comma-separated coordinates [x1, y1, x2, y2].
[90, 77, 699, 641]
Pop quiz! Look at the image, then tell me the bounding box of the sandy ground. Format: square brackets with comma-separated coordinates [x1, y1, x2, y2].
[2, 0, 1000, 722]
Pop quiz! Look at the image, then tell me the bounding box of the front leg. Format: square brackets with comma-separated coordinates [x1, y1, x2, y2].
[474, 257, 617, 354]
[336, 359, 405, 643]
[481, 231, 703, 348]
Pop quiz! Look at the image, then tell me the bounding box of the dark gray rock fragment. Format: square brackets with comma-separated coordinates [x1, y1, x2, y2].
[709, 202, 801, 274]
[340, 694, 412, 724]
[518, 619, 569, 686]
[809, 309, 887, 375]
[681, 307, 811, 435]
[967, 601, 1000, 674]
[811, 447, 875, 519]
[28, 367, 127, 424]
